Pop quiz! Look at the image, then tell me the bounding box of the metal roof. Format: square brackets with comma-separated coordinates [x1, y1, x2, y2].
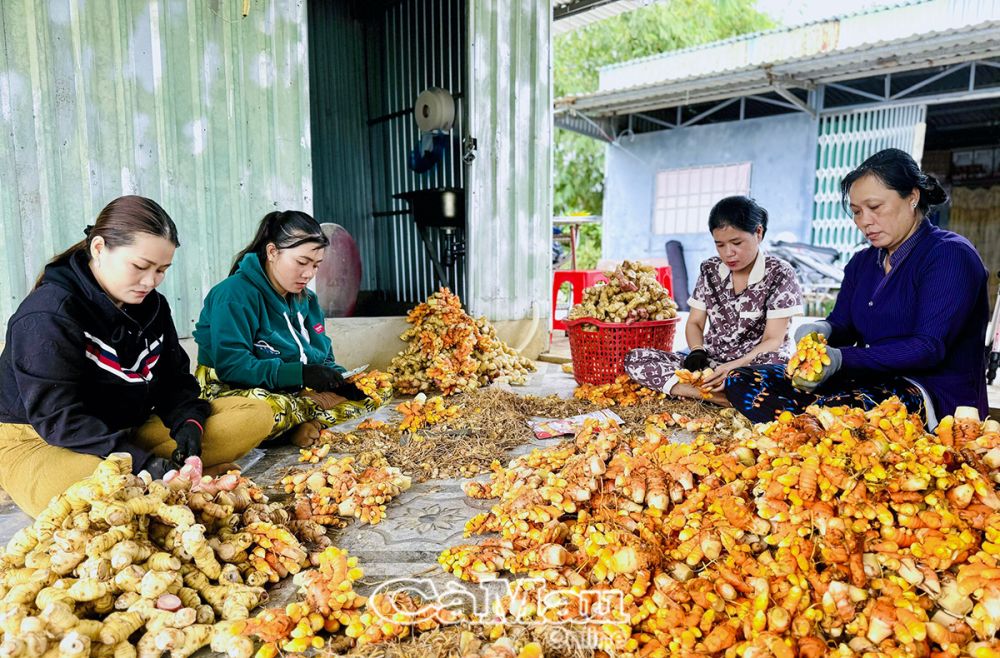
[552, 0, 658, 36]
[555, 0, 1000, 117]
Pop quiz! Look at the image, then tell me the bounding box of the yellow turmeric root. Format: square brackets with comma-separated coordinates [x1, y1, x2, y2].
[787, 332, 831, 383]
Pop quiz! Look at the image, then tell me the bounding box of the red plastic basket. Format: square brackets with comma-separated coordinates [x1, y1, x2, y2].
[565, 317, 679, 385]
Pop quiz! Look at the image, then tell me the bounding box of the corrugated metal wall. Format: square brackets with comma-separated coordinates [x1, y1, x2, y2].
[0, 0, 312, 335]
[466, 0, 552, 321]
[309, 0, 467, 305]
[367, 0, 467, 304]
[307, 2, 376, 291]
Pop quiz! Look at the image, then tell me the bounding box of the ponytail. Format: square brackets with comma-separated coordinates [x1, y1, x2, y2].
[230, 210, 329, 276]
[708, 196, 769, 238]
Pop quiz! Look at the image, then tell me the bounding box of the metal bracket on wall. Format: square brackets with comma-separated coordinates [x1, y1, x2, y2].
[462, 135, 478, 163]
[415, 224, 452, 288]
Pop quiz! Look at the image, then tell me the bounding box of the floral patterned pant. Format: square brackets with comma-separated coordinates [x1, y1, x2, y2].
[195, 366, 392, 440]
[723, 364, 927, 424]
[624, 348, 784, 393]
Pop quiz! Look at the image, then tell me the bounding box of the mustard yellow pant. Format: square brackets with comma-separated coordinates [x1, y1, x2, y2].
[0, 398, 275, 518]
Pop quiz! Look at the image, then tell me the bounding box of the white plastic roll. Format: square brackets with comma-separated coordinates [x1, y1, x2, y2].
[414, 87, 455, 132]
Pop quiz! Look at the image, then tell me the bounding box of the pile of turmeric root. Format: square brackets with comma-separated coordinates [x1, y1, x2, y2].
[281, 455, 412, 527]
[348, 370, 394, 408]
[0, 455, 327, 657]
[229, 546, 550, 658]
[675, 367, 716, 399]
[573, 374, 667, 407]
[443, 400, 1000, 658]
[396, 393, 461, 432]
[388, 288, 535, 396]
[4, 395, 998, 658]
[787, 332, 832, 384]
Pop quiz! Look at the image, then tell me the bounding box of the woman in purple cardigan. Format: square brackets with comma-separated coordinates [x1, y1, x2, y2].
[725, 148, 989, 428]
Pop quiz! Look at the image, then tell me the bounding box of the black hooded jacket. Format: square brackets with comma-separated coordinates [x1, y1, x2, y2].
[0, 250, 209, 472]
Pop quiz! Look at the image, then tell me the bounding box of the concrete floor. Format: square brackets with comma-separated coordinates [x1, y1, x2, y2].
[3, 315, 997, 543]
[0, 363, 576, 544]
[1, 249, 992, 656]
[2, 330, 996, 655]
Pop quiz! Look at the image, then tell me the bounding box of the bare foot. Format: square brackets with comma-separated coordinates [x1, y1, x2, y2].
[668, 382, 705, 399]
[289, 420, 323, 448]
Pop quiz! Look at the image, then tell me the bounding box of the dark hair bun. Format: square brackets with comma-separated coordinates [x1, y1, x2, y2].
[921, 173, 948, 207]
[840, 148, 950, 215]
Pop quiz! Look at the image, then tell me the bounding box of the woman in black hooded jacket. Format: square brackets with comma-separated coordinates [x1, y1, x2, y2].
[0, 196, 275, 517]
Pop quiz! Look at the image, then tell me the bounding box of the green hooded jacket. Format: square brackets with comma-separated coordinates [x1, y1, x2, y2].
[194, 253, 344, 390]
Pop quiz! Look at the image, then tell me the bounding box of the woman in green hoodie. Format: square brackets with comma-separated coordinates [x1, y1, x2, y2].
[194, 211, 390, 446]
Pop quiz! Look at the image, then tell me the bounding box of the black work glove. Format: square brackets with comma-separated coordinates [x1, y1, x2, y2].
[144, 456, 174, 481]
[302, 364, 347, 392]
[171, 421, 203, 466]
[683, 348, 712, 371]
[333, 382, 368, 402]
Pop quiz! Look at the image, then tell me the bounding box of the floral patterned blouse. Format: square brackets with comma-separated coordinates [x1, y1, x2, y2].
[687, 250, 803, 362]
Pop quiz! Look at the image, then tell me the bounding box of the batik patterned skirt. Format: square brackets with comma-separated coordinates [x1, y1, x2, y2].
[723, 364, 927, 425]
[195, 366, 392, 440]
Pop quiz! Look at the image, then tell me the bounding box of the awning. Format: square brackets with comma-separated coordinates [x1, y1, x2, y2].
[555, 0, 1000, 117]
[552, 0, 659, 36]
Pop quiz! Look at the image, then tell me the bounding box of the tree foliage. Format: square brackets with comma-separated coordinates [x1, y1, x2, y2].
[553, 0, 775, 217]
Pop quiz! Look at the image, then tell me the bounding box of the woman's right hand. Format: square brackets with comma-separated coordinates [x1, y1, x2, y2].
[302, 364, 347, 391]
[793, 321, 832, 344]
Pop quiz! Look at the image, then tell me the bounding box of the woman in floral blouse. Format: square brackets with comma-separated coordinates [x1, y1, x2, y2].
[625, 196, 804, 403]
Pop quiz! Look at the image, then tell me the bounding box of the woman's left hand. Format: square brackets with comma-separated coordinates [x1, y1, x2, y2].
[703, 361, 740, 391]
[792, 346, 842, 392]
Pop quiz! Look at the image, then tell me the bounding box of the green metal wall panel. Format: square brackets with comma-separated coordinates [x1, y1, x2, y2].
[811, 104, 926, 259]
[466, 0, 552, 321]
[0, 0, 312, 335]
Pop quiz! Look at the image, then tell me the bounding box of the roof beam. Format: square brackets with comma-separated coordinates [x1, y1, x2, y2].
[771, 85, 816, 117]
[745, 94, 804, 112]
[889, 62, 969, 100]
[554, 110, 615, 143]
[825, 81, 886, 103]
[634, 111, 676, 129]
[819, 87, 1000, 115]
[680, 97, 740, 127]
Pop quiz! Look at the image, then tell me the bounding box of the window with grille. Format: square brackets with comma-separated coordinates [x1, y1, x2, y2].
[652, 162, 752, 234]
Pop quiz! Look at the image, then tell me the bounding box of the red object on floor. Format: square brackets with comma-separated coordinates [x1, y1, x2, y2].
[551, 270, 607, 331]
[654, 266, 674, 299]
[565, 317, 679, 385]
